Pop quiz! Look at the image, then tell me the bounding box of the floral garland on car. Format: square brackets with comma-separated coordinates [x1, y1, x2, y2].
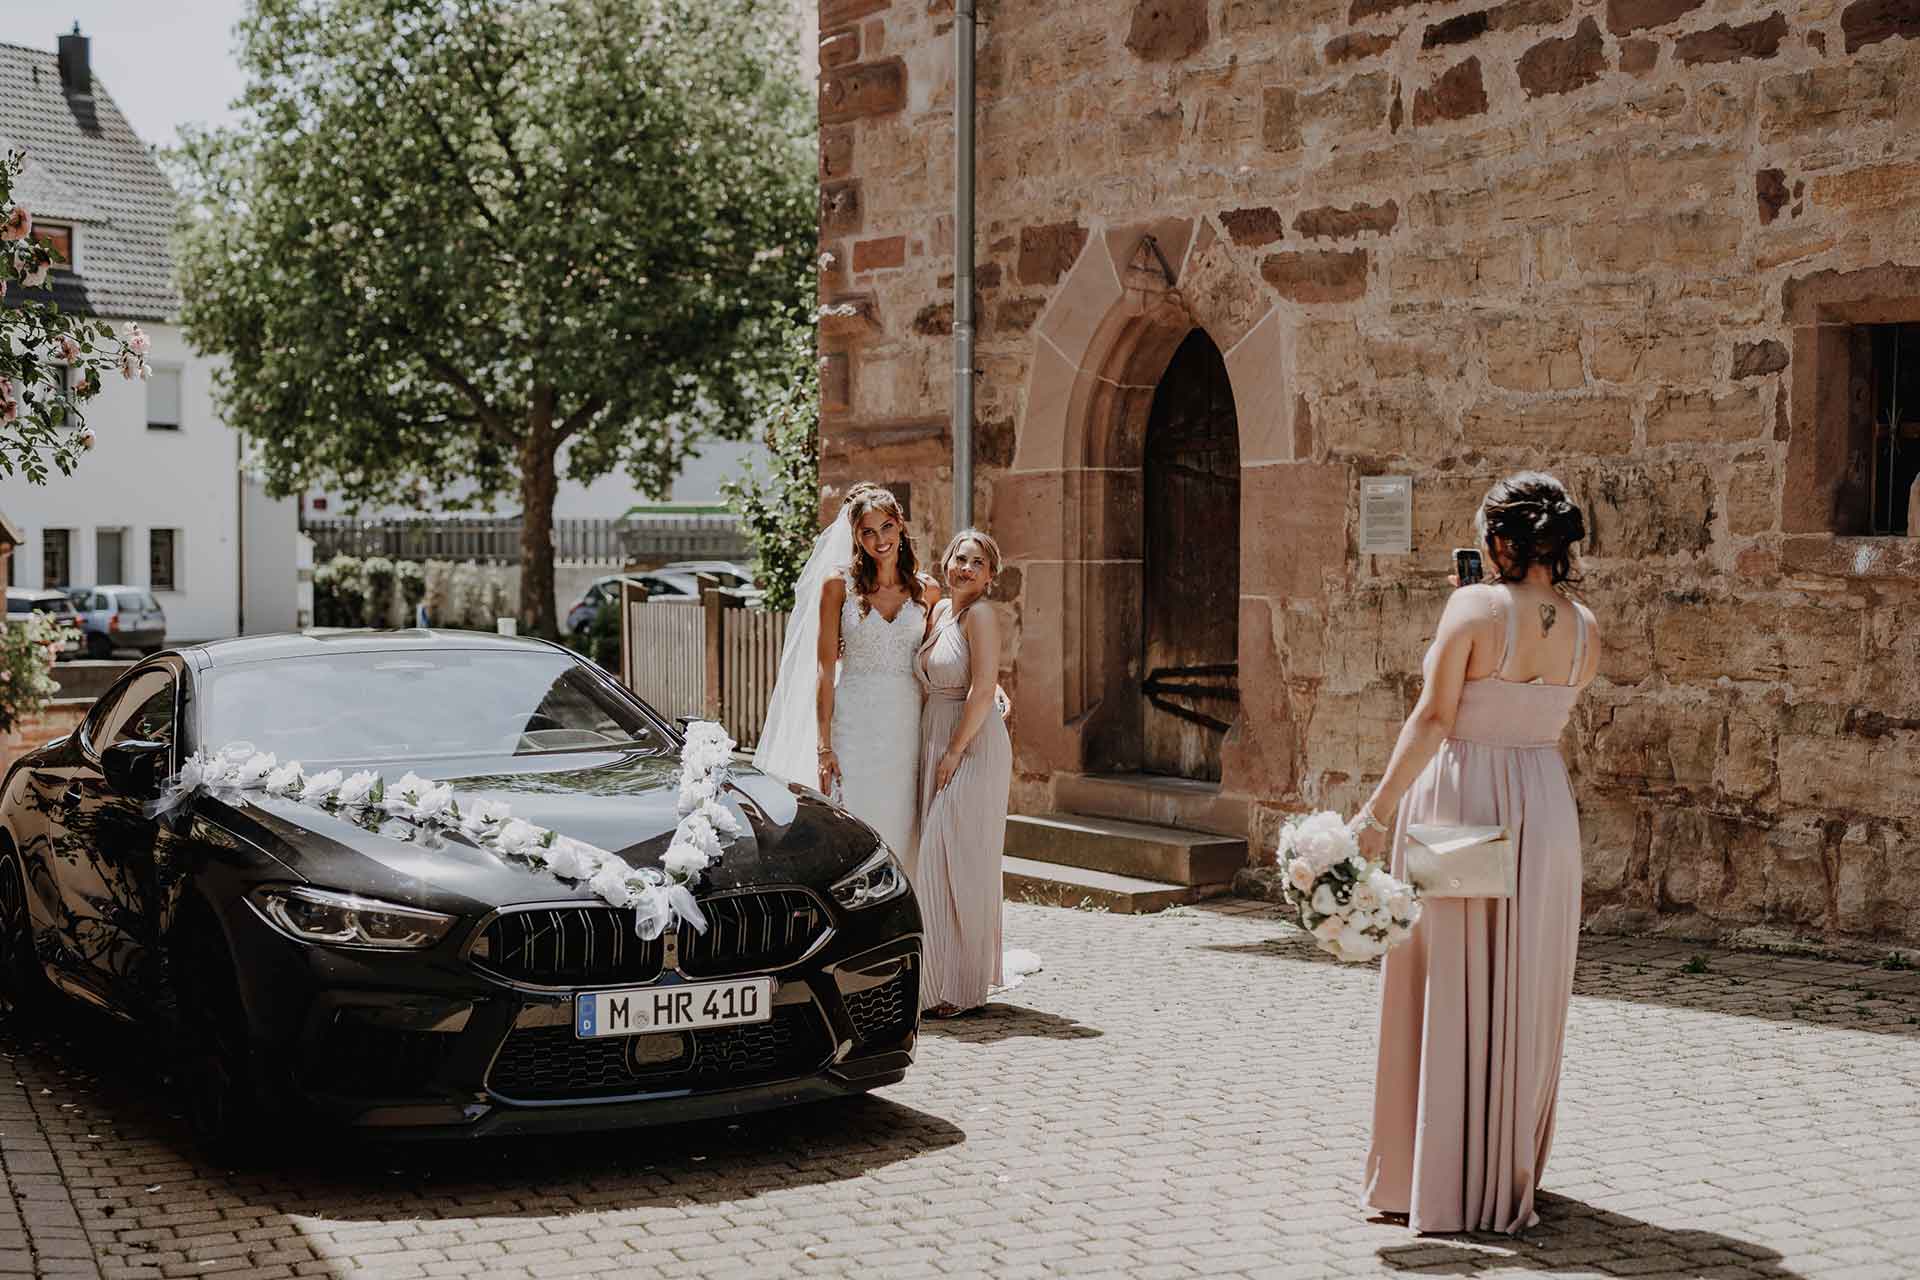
[145, 721, 742, 940]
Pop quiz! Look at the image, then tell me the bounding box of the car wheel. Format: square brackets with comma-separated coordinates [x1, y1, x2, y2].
[0, 850, 48, 1016]
[86, 633, 112, 659]
[169, 912, 266, 1161]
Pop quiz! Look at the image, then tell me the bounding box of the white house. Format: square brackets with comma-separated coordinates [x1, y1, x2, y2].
[0, 29, 296, 642]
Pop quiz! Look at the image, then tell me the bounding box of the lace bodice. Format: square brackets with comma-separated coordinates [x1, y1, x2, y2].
[839, 579, 926, 680]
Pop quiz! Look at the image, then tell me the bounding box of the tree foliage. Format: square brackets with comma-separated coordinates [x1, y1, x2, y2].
[0, 151, 152, 484]
[173, 0, 815, 634]
[720, 313, 819, 613]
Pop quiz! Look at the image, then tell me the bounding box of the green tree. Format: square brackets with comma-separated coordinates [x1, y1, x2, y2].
[173, 0, 815, 636]
[721, 313, 819, 612]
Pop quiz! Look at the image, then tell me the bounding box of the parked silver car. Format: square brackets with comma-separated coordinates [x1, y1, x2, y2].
[65, 585, 167, 657]
[564, 562, 758, 635]
[4, 588, 83, 660]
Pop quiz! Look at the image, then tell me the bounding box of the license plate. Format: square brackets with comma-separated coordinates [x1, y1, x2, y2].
[574, 978, 771, 1039]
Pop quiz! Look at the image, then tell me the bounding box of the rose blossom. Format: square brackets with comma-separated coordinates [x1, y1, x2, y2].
[0, 205, 28, 241]
[121, 322, 151, 356]
[1286, 858, 1316, 893]
[55, 335, 81, 362]
[20, 262, 48, 289]
[335, 770, 380, 808]
[0, 379, 16, 424]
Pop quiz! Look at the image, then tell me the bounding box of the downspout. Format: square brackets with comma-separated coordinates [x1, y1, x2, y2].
[952, 0, 977, 529]
[235, 431, 246, 636]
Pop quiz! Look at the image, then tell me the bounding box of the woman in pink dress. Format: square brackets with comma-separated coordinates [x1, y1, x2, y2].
[1351, 472, 1600, 1235]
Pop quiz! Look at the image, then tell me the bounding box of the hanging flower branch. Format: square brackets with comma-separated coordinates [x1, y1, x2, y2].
[146, 721, 742, 940]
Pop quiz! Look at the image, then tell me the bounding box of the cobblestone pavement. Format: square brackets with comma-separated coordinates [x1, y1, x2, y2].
[1, 900, 1917, 1279]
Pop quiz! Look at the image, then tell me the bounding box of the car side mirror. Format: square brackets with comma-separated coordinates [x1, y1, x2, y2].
[102, 740, 170, 800]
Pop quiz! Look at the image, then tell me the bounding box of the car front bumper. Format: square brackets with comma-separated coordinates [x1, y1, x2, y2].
[224, 890, 922, 1137]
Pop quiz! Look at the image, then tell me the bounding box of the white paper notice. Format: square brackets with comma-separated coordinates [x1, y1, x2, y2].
[1359, 475, 1413, 555]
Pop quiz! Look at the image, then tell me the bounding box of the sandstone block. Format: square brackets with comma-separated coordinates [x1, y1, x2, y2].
[1262, 86, 1302, 151]
[1125, 0, 1211, 60]
[822, 351, 852, 414]
[1724, 455, 1777, 536]
[1326, 31, 1396, 64]
[1812, 161, 1920, 215]
[1648, 808, 1731, 910]
[1620, 37, 1659, 72]
[995, 297, 1045, 334]
[1325, 584, 1451, 692]
[1718, 700, 1777, 799]
[1646, 386, 1765, 446]
[1606, 0, 1706, 34]
[1016, 222, 1089, 287]
[1220, 206, 1287, 246]
[820, 126, 855, 181]
[1241, 462, 1351, 600]
[852, 236, 906, 272]
[1318, 389, 1448, 458]
[1593, 697, 1723, 787]
[1654, 599, 1859, 697]
[819, 58, 907, 124]
[1303, 72, 1396, 138]
[1756, 168, 1790, 223]
[820, 26, 861, 70]
[1261, 249, 1369, 303]
[1462, 396, 1634, 454]
[1581, 460, 1715, 558]
[1732, 339, 1789, 379]
[1674, 13, 1790, 65]
[1579, 792, 1644, 895]
[1841, 0, 1920, 51]
[820, 0, 889, 25]
[1779, 729, 1920, 822]
[1590, 323, 1716, 386]
[1425, 11, 1491, 47]
[1414, 57, 1489, 125]
[1304, 682, 1412, 783]
[821, 180, 863, 237]
[1725, 815, 1830, 927]
[1482, 317, 1584, 392]
[1759, 61, 1901, 140]
[1571, 212, 1744, 273]
[1518, 17, 1608, 98]
[1834, 826, 1920, 936]
[1293, 201, 1400, 241]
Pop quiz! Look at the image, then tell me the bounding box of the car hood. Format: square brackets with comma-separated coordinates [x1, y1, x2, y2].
[210, 749, 882, 916]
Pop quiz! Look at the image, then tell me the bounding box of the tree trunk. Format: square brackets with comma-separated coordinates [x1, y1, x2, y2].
[517, 387, 560, 638]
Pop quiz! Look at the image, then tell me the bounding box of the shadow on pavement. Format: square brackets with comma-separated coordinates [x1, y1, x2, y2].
[3, 1005, 964, 1225]
[917, 1001, 1103, 1043]
[1198, 927, 1920, 1041]
[1376, 1192, 1806, 1277]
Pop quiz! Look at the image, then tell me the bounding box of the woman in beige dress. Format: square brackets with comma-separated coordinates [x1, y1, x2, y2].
[1351, 472, 1600, 1234]
[913, 529, 1013, 1017]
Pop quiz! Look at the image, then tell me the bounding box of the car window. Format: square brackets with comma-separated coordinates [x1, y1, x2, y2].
[116, 591, 158, 612]
[31, 600, 69, 615]
[4, 598, 25, 615]
[90, 670, 176, 752]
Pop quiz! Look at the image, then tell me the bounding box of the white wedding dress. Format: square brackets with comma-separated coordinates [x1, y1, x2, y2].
[829, 578, 925, 873]
[751, 512, 924, 874]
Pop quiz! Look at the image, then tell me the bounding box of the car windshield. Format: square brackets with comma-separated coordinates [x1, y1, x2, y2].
[200, 649, 666, 765]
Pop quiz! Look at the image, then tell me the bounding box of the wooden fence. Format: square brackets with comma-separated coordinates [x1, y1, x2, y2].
[621, 581, 791, 750]
[305, 513, 747, 566]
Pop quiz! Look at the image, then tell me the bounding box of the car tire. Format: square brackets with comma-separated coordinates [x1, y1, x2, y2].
[0, 848, 49, 1017]
[86, 633, 112, 660]
[169, 909, 267, 1163]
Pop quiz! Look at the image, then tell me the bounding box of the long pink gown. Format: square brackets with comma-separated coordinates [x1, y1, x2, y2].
[1364, 597, 1592, 1234]
[912, 600, 1011, 1012]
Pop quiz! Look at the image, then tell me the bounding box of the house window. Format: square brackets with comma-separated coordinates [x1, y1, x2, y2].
[149, 529, 178, 590]
[43, 529, 70, 588]
[95, 528, 125, 584]
[147, 367, 182, 431]
[1863, 324, 1920, 535]
[31, 222, 73, 269]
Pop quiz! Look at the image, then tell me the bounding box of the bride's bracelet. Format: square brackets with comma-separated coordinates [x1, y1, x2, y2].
[1354, 807, 1389, 834]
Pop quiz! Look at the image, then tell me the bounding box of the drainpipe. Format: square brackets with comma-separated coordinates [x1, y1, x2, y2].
[952, 0, 977, 530]
[235, 431, 246, 636]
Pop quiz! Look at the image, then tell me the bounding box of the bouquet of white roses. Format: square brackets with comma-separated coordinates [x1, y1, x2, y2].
[1277, 810, 1422, 962]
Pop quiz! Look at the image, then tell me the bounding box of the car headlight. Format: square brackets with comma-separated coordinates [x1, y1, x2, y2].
[246, 885, 457, 950]
[830, 844, 909, 911]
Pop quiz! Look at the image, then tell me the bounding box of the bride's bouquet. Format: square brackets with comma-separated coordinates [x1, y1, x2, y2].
[1277, 811, 1422, 963]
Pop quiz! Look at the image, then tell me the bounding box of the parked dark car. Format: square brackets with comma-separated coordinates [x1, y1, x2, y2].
[65, 585, 167, 657]
[5, 589, 83, 660]
[0, 631, 920, 1148]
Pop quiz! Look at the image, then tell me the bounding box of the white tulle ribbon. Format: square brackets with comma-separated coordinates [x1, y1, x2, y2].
[143, 722, 741, 940]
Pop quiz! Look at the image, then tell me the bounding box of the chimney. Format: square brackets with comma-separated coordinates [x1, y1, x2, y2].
[57, 23, 90, 98]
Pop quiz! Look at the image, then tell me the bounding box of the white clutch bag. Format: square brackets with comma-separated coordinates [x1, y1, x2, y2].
[1403, 824, 1515, 898]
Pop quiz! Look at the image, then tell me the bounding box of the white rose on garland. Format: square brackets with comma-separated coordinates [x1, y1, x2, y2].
[143, 721, 743, 940]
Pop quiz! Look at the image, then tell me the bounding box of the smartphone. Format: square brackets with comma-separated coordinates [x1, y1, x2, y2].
[1453, 547, 1484, 586]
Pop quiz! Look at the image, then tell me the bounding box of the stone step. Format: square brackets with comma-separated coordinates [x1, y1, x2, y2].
[1006, 812, 1247, 886]
[1002, 856, 1230, 915]
[1052, 771, 1249, 836]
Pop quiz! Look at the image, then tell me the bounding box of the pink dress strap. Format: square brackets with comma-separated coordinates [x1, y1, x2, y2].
[1566, 600, 1587, 687]
[1494, 587, 1519, 681]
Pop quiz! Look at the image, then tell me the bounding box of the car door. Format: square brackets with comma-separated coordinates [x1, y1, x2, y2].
[43, 664, 180, 1013]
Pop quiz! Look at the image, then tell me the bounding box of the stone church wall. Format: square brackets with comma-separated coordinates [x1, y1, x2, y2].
[814, 0, 1920, 945]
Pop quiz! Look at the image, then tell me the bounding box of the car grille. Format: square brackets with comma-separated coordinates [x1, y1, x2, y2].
[677, 889, 828, 977]
[305, 1013, 460, 1098]
[844, 968, 918, 1046]
[486, 1003, 833, 1101]
[472, 906, 665, 987]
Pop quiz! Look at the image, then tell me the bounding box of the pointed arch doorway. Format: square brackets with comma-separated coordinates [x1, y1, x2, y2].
[1140, 328, 1240, 781]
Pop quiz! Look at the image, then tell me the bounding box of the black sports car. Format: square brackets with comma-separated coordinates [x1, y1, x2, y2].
[0, 631, 920, 1146]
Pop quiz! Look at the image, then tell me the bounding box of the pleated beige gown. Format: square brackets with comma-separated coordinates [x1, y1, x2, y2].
[912, 601, 1010, 1012]
[1364, 602, 1591, 1234]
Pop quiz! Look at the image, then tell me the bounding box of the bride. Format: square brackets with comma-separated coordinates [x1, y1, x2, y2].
[753, 484, 937, 872]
